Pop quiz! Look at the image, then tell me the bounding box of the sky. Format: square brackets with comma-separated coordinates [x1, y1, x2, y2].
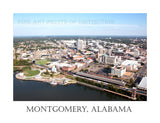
[13, 13, 147, 36]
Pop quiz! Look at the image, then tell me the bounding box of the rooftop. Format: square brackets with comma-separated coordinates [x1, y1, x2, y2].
[122, 60, 138, 66]
[138, 77, 147, 90]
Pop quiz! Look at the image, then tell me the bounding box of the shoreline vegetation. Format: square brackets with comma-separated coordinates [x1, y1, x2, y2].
[14, 71, 146, 101]
[64, 74, 146, 101]
[13, 59, 146, 101]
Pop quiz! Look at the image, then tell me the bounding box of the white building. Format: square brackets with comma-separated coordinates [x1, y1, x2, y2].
[47, 61, 60, 67]
[75, 63, 84, 68]
[111, 66, 126, 77]
[21, 53, 27, 57]
[52, 66, 57, 73]
[107, 49, 112, 56]
[83, 40, 86, 49]
[134, 49, 140, 57]
[77, 39, 86, 50]
[121, 60, 139, 71]
[19, 72, 24, 77]
[138, 77, 147, 90]
[58, 63, 74, 68]
[99, 47, 106, 55]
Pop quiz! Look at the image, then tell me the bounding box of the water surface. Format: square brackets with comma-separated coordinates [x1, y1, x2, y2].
[13, 74, 130, 101]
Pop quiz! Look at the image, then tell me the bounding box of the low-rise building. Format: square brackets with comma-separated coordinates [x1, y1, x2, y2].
[52, 66, 57, 73]
[47, 61, 60, 67]
[122, 72, 134, 80]
[98, 54, 118, 65]
[111, 66, 126, 77]
[75, 63, 84, 68]
[72, 55, 83, 60]
[121, 60, 139, 71]
[62, 65, 76, 71]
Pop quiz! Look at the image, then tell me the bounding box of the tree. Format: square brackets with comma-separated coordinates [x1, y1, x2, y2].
[129, 78, 135, 87]
[45, 69, 50, 75]
[141, 62, 145, 66]
[92, 81, 95, 85]
[101, 82, 104, 88]
[15, 53, 20, 60]
[106, 66, 111, 70]
[13, 59, 32, 66]
[107, 84, 114, 90]
[113, 75, 118, 78]
[84, 69, 88, 73]
[130, 78, 134, 84]
[114, 87, 118, 92]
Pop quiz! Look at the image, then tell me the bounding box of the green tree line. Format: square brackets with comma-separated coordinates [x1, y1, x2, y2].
[65, 75, 146, 101]
[13, 59, 32, 66]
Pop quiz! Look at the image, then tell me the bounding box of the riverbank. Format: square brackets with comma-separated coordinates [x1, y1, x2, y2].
[14, 75, 130, 101]
[15, 73, 137, 101]
[77, 81, 135, 100]
[15, 73, 77, 85]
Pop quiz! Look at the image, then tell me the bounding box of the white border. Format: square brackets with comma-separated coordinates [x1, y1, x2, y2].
[0, 0, 159, 123]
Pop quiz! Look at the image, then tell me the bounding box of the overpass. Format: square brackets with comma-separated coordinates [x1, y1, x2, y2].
[75, 72, 125, 86]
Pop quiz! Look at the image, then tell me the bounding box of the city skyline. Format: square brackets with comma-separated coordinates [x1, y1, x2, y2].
[13, 13, 147, 36]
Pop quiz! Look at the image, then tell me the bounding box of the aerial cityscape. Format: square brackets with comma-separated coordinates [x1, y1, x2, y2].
[13, 13, 147, 101]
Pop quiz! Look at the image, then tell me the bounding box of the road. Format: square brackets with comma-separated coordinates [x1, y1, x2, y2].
[14, 66, 28, 69]
[134, 63, 147, 84]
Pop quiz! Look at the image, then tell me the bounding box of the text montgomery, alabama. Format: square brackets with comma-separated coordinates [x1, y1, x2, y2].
[26, 105, 132, 112]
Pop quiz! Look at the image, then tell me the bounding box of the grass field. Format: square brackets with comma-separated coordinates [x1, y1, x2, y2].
[35, 60, 50, 65]
[24, 70, 40, 76]
[13, 67, 21, 72]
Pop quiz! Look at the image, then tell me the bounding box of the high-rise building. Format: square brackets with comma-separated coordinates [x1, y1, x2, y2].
[83, 40, 86, 49]
[77, 39, 85, 50]
[107, 49, 112, 56]
[98, 54, 106, 63]
[99, 47, 105, 54]
[134, 49, 140, 57]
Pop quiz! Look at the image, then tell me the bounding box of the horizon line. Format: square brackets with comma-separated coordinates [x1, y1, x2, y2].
[14, 35, 147, 38]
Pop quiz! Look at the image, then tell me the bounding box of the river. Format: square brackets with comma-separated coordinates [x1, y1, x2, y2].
[13, 73, 130, 101]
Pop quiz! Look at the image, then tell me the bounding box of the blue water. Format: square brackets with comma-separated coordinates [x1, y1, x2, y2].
[13, 73, 130, 101]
